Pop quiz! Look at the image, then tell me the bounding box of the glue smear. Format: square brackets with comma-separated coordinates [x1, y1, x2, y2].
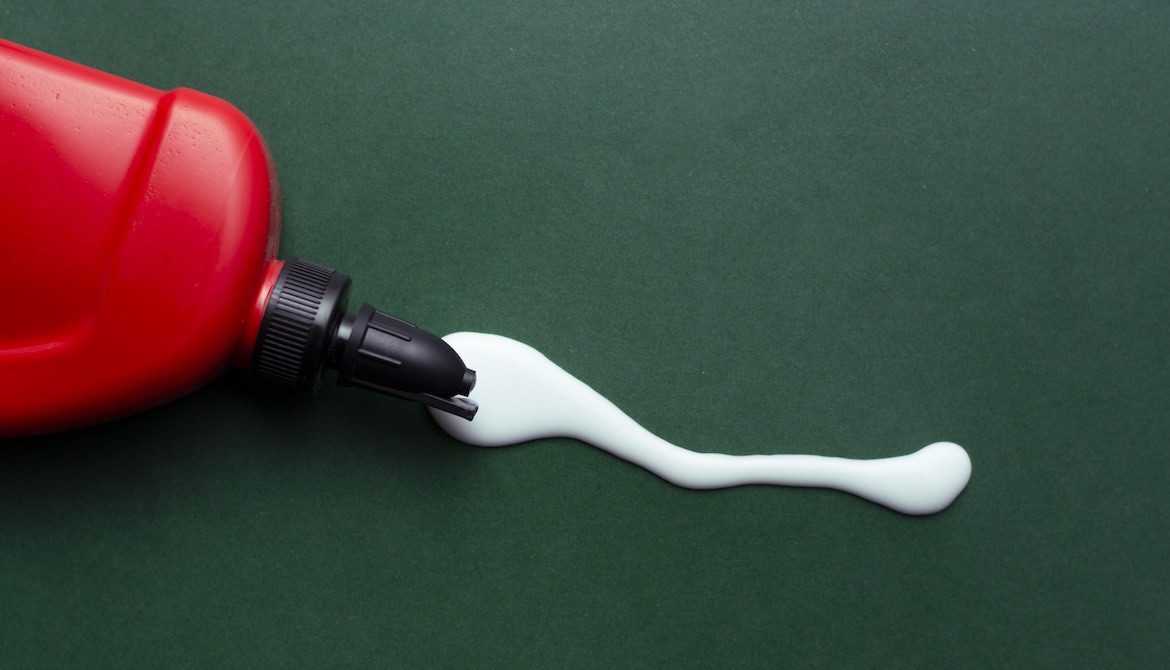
[429, 333, 971, 515]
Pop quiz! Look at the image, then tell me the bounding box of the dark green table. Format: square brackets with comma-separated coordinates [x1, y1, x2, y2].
[3, 2, 1168, 667]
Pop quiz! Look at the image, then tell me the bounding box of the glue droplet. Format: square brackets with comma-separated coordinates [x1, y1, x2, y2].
[429, 333, 971, 515]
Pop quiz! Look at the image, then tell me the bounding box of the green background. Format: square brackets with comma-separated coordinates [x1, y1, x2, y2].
[3, 1, 1168, 667]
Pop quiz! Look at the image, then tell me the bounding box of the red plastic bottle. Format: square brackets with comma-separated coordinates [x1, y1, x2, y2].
[0, 39, 476, 437]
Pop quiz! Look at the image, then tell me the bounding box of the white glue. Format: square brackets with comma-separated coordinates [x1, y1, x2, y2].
[429, 332, 971, 515]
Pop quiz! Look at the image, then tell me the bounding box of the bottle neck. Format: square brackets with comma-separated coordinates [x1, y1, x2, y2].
[234, 259, 286, 369]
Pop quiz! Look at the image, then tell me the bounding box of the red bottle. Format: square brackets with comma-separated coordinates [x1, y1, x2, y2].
[0, 39, 476, 437]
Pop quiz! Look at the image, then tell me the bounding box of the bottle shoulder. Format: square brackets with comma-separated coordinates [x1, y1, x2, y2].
[0, 40, 279, 436]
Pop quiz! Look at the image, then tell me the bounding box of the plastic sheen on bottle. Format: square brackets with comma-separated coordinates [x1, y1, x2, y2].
[0, 38, 476, 437]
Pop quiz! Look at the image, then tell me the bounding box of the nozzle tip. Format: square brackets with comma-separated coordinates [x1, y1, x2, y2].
[461, 369, 476, 396]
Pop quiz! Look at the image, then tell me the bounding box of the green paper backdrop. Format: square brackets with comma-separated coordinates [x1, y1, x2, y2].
[2, 2, 1168, 667]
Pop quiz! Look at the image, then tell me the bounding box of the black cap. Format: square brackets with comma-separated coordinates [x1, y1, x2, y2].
[251, 257, 477, 419]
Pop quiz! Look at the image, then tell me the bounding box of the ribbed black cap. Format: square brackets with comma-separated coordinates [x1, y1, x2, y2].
[250, 257, 477, 419]
[251, 257, 351, 392]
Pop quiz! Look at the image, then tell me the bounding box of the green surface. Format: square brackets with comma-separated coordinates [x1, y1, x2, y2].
[3, 1, 1169, 667]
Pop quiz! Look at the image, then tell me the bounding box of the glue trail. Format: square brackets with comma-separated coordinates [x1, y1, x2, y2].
[429, 333, 971, 515]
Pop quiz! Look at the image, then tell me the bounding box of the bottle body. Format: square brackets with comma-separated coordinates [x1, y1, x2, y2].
[0, 39, 280, 436]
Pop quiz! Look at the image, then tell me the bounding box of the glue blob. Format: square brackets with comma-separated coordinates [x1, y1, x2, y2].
[429, 332, 971, 515]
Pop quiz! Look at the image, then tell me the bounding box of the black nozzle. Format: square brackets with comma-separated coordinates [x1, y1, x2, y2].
[250, 257, 478, 420]
[332, 304, 478, 419]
